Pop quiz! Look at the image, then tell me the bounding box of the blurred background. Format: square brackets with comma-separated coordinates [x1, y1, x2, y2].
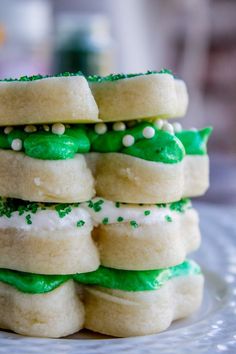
[0, 0, 235, 204]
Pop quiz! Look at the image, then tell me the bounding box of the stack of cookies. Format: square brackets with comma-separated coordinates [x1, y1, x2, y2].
[0, 70, 211, 338]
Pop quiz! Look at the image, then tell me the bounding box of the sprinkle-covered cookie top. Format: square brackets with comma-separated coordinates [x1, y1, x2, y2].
[87, 69, 173, 83]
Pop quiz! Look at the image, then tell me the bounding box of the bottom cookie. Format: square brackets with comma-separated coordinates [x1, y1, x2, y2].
[0, 280, 84, 338]
[0, 260, 203, 338]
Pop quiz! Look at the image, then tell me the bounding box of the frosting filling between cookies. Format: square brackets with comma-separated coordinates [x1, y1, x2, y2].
[0, 122, 212, 162]
[0, 197, 192, 230]
[0, 260, 201, 294]
[83, 197, 192, 226]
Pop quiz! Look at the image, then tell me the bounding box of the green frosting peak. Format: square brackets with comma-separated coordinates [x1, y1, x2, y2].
[176, 127, 212, 155]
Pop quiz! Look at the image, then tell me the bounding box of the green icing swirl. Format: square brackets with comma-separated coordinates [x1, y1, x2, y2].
[0, 122, 211, 162]
[0, 260, 201, 294]
[176, 127, 212, 155]
[75, 260, 201, 291]
[88, 69, 173, 83]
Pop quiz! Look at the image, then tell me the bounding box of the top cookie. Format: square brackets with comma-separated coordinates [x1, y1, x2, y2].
[88, 70, 188, 122]
[0, 73, 99, 126]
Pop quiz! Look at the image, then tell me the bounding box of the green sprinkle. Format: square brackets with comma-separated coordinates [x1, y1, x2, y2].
[169, 199, 189, 213]
[130, 220, 139, 228]
[88, 69, 173, 82]
[25, 214, 32, 225]
[117, 216, 124, 222]
[102, 217, 109, 225]
[144, 210, 151, 216]
[76, 220, 85, 227]
[93, 199, 104, 212]
[87, 200, 94, 208]
[55, 204, 72, 218]
[115, 202, 120, 208]
[165, 215, 172, 222]
[157, 203, 167, 208]
[1, 71, 83, 82]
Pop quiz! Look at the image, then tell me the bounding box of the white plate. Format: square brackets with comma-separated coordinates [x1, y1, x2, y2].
[0, 202, 235, 354]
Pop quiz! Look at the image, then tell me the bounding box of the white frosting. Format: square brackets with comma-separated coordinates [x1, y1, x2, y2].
[0, 207, 92, 232]
[82, 197, 191, 226]
[0, 198, 191, 232]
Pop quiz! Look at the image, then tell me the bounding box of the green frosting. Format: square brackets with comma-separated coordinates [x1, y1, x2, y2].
[176, 127, 212, 155]
[0, 122, 211, 161]
[88, 122, 185, 163]
[74, 260, 201, 291]
[88, 69, 173, 83]
[0, 126, 90, 160]
[0, 260, 200, 294]
[0, 269, 69, 294]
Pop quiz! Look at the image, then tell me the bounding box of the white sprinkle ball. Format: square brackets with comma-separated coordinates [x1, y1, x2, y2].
[11, 139, 22, 151]
[4, 126, 13, 134]
[162, 122, 174, 134]
[24, 125, 37, 133]
[154, 119, 164, 129]
[52, 123, 65, 135]
[122, 134, 135, 147]
[142, 126, 155, 139]
[112, 122, 126, 131]
[172, 122, 182, 133]
[94, 123, 107, 135]
[43, 125, 50, 132]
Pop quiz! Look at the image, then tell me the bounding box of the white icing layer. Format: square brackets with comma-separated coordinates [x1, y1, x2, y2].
[0, 207, 92, 232]
[0, 198, 191, 231]
[82, 197, 192, 226]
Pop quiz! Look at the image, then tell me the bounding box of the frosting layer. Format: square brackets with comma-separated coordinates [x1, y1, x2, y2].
[74, 260, 201, 291]
[0, 197, 191, 230]
[83, 197, 191, 226]
[0, 260, 201, 293]
[0, 122, 211, 161]
[0, 198, 92, 231]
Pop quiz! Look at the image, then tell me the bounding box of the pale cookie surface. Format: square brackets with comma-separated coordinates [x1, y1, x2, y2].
[90, 202, 200, 270]
[86, 153, 209, 203]
[89, 73, 188, 121]
[0, 75, 99, 125]
[0, 281, 84, 338]
[0, 150, 95, 202]
[84, 274, 204, 337]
